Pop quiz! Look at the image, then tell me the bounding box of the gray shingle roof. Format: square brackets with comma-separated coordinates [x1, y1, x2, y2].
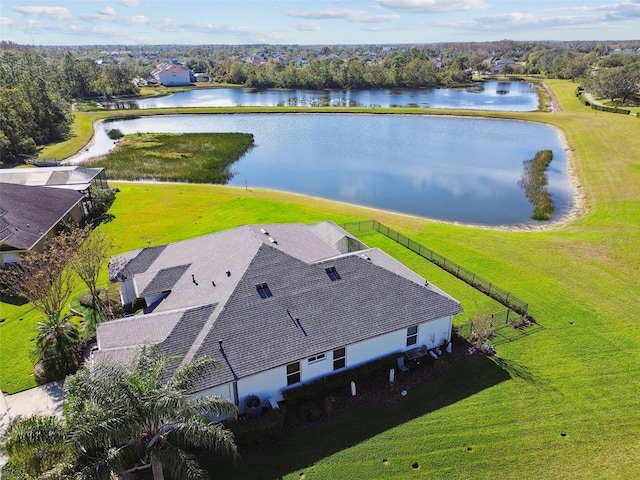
[159, 304, 217, 359]
[0, 184, 84, 250]
[110, 245, 166, 281]
[141, 264, 191, 297]
[98, 222, 462, 392]
[190, 244, 462, 390]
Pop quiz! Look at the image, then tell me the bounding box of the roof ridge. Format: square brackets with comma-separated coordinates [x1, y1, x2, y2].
[181, 243, 269, 366]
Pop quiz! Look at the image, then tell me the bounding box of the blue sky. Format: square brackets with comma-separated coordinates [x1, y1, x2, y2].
[1, 0, 639, 46]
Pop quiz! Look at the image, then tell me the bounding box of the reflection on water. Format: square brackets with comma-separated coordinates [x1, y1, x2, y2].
[73, 114, 571, 226]
[102, 81, 538, 112]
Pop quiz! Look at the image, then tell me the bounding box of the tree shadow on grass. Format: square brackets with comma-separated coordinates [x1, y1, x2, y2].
[489, 356, 563, 396]
[202, 355, 511, 479]
[0, 293, 29, 307]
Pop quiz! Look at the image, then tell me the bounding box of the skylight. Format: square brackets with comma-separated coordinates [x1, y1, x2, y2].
[256, 283, 273, 299]
[325, 266, 341, 281]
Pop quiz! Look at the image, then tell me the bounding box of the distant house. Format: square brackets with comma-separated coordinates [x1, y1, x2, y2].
[490, 58, 517, 74]
[97, 222, 463, 413]
[151, 63, 192, 86]
[0, 184, 85, 267]
[193, 73, 211, 82]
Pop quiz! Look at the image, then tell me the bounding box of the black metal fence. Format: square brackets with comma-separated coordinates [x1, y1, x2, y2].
[341, 219, 532, 320]
[455, 309, 544, 346]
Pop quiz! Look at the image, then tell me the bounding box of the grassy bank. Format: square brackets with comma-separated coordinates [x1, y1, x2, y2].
[2, 80, 639, 478]
[85, 132, 254, 183]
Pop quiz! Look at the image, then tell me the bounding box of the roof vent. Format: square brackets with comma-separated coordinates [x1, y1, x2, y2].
[226, 271, 231, 277]
[268, 237, 278, 245]
[260, 228, 269, 235]
[360, 253, 371, 261]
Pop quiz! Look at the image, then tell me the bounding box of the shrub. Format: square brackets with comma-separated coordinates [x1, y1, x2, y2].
[78, 288, 108, 309]
[323, 396, 335, 416]
[590, 104, 630, 115]
[226, 406, 287, 446]
[468, 314, 495, 346]
[107, 129, 124, 140]
[282, 353, 397, 406]
[299, 401, 321, 422]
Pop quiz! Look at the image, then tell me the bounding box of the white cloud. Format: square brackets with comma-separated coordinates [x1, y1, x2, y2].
[0, 17, 16, 26]
[79, 12, 151, 25]
[119, 15, 151, 25]
[286, 9, 367, 20]
[119, 0, 142, 6]
[441, 12, 609, 32]
[441, 1, 640, 34]
[542, 1, 640, 20]
[359, 14, 401, 23]
[12, 5, 72, 21]
[376, 0, 488, 13]
[98, 7, 116, 16]
[605, 0, 640, 19]
[293, 22, 321, 31]
[286, 8, 400, 23]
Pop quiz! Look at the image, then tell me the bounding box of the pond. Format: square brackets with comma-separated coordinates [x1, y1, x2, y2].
[76, 114, 572, 226]
[104, 82, 539, 112]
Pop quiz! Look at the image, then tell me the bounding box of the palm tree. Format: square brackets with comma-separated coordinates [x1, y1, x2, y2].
[32, 312, 80, 380]
[64, 344, 238, 480]
[4, 415, 72, 479]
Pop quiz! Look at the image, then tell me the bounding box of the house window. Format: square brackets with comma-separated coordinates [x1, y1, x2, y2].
[256, 283, 272, 299]
[406, 325, 418, 347]
[308, 353, 326, 364]
[1, 252, 20, 267]
[286, 362, 301, 386]
[325, 266, 341, 281]
[333, 347, 346, 370]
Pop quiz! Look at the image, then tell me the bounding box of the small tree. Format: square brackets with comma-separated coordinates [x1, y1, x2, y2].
[70, 227, 112, 330]
[0, 227, 82, 321]
[32, 313, 80, 381]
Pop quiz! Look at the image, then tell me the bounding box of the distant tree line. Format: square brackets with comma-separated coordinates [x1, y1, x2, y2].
[207, 49, 473, 89]
[0, 43, 139, 166]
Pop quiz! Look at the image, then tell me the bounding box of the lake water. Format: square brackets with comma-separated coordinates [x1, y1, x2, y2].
[76, 114, 571, 226]
[105, 82, 539, 112]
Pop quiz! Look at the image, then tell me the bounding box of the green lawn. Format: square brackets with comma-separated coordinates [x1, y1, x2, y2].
[2, 79, 640, 479]
[85, 132, 254, 183]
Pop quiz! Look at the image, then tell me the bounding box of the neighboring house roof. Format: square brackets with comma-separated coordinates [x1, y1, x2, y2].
[151, 62, 191, 76]
[495, 58, 516, 66]
[0, 184, 84, 251]
[97, 222, 462, 391]
[0, 166, 105, 193]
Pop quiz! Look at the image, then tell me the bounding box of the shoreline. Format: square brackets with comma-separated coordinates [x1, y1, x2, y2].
[65, 111, 586, 234]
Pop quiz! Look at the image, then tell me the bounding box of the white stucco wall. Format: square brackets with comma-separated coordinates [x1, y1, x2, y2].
[196, 315, 454, 414]
[120, 279, 136, 305]
[158, 71, 190, 86]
